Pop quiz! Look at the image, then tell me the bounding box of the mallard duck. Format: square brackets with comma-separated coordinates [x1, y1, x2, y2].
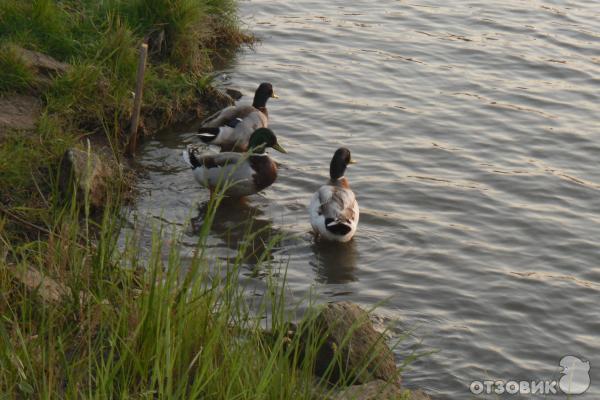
[309, 148, 359, 242]
[183, 128, 287, 197]
[196, 82, 278, 152]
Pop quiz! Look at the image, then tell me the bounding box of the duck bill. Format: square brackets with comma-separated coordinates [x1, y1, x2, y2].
[349, 159, 357, 164]
[272, 143, 287, 154]
[271, 91, 279, 99]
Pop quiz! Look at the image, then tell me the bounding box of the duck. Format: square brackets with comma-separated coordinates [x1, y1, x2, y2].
[196, 82, 278, 152]
[309, 148, 359, 242]
[183, 128, 287, 197]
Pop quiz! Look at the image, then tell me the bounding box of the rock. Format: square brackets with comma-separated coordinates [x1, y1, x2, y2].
[60, 147, 118, 209]
[0, 94, 42, 133]
[408, 389, 431, 400]
[14, 47, 70, 76]
[225, 88, 243, 101]
[330, 380, 406, 400]
[12, 265, 70, 304]
[326, 380, 431, 400]
[310, 301, 400, 386]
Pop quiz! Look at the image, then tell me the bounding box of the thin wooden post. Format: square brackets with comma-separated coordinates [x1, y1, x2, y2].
[126, 42, 148, 156]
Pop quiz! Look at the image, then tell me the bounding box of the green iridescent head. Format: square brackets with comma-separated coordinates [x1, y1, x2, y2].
[248, 128, 287, 154]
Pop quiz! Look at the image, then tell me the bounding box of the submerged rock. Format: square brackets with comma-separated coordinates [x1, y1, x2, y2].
[310, 301, 400, 386]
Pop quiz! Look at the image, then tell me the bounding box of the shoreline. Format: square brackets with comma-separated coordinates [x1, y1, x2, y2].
[0, 1, 430, 398]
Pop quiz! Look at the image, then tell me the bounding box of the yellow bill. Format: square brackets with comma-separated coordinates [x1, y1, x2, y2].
[272, 143, 287, 154]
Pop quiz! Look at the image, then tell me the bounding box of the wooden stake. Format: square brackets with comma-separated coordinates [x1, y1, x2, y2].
[126, 42, 148, 156]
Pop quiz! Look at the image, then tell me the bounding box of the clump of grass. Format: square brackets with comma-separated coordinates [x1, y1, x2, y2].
[119, 0, 245, 71]
[0, 43, 36, 93]
[0, 0, 253, 242]
[0, 178, 409, 398]
[123, 0, 210, 70]
[0, 0, 76, 60]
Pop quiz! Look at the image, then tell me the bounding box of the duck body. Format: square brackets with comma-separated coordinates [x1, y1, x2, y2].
[309, 148, 359, 242]
[197, 83, 277, 152]
[183, 128, 286, 197]
[183, 150, 278, 197]
[309, 179, 359, 242]
[198, 105, 268, 152]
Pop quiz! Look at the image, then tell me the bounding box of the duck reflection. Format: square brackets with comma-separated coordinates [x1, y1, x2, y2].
[190, 197, 279, 270]
[310, 239, 358, 284]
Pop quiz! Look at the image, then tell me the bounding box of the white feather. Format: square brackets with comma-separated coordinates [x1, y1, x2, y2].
[182, 149, 192, 166]
[309, 184, 359, 242]
[200, 105, 269, 151]
[183, 147, 270, 197]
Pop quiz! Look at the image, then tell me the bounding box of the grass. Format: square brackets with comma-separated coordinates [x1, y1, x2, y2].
[0, 44, 36, 92]
[0, 179, 412, 398]
[0, 1, 418, 398]
[0, 0, 252, 240]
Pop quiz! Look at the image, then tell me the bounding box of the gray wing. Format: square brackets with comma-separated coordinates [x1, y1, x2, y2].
[319, 186, 357, 222]
[234, 110, 268, 138]
[186, 145, 244, 169]
[201, 105, 259, 128]
[195, 151, 244, 169]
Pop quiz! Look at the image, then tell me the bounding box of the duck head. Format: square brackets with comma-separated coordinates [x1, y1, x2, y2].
[330, 147, 356, 181]
[248, 128, 287, 154]
[252, 82, 278, 109]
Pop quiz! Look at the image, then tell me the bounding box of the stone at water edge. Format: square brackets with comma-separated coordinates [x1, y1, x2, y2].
[60, 148, 119, 209]
[311, 301, 400, 386]
[330, 379, 432, 400]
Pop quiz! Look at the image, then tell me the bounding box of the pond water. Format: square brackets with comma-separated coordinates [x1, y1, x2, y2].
[124, 0, 600, 398]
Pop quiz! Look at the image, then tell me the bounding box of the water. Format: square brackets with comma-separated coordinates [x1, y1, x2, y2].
[124, 0, 600, 398]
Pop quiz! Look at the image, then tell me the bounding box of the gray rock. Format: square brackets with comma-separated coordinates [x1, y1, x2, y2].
[0, 94, 42, 133]
[310, 301, 400, 386]
[60, 147, 119, 209]
[331, 380, 405, 399]
[11, 265, 70, 304]
[408, 389, 432, 400]
[327, 380, 431, 400]
[15, 47, 70, 76]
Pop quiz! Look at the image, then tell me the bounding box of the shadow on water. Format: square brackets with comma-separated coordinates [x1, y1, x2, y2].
[190, 197, 280, 271]
[310, 239, 358, 284]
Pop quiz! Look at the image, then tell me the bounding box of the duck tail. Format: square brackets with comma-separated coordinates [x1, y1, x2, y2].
[182, 147, 201, 169]
[182, 148, 192, 167]
[197, 127, 220, 143]
[325, 218, 352, 235]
